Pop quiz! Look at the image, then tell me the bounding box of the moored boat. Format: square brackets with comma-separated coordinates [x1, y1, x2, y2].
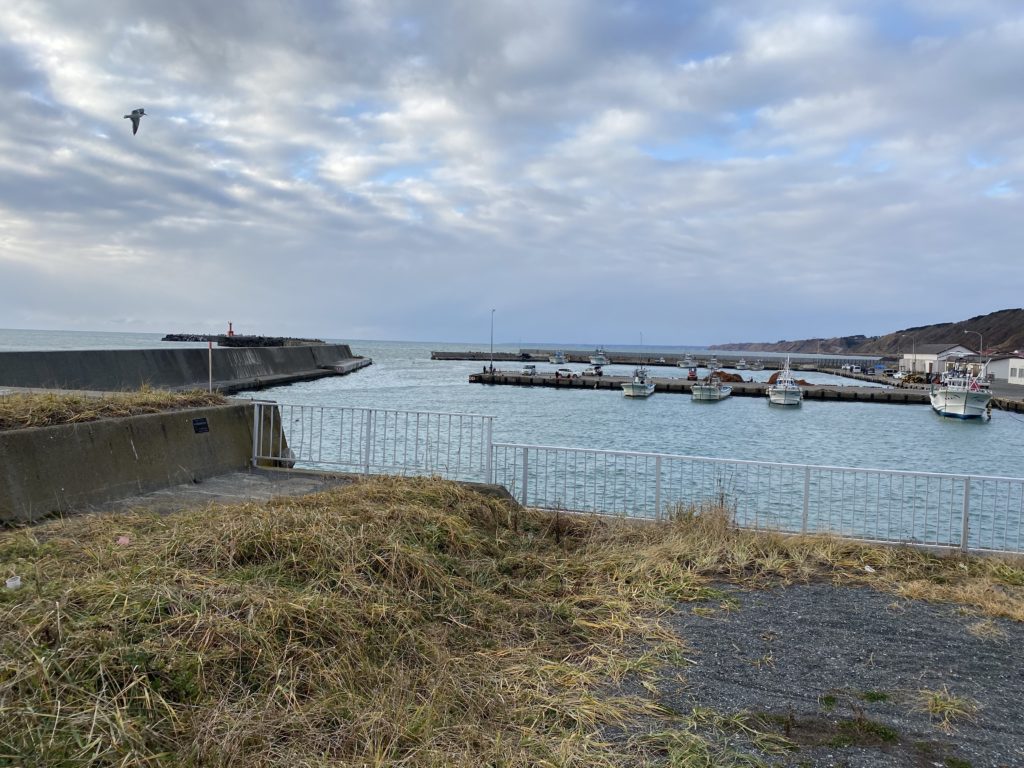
[691, 373, 732, 401]
[548, 351, 567, 365]
[590, 347, 610, 366]
[735, 358, 748, 370]
[929, 369, 992, 419]
[678, 354, 696, 368]
[750, 359, 765, 371]
[622, 366, 656, 397]
[767, 357, 802, 406]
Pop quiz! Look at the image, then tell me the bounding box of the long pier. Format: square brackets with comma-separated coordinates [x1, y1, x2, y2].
[468, 371, 931, 403]
[434, 349, 881, 370]
[465, 372, 1024, 413]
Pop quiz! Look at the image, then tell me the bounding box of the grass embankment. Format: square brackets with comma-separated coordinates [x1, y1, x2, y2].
[0, 390, 228, 432]
[1, 477, 1022, 766]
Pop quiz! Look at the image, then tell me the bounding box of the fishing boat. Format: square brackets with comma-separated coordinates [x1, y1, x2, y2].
[750, 359, 765, 371]
[735, 358, 748, 370]
[678, 354, 696, 368]
[707, 356, 720, 368]
[590, 347, 610, 366]
[929, 369, 992, 419]
[622, 366, 655, 397]
[691, 373, 732, 401]
[767, 357, 802, 406]
[548, 351, 567, 365]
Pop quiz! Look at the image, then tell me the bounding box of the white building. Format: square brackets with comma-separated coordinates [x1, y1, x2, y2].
[985, 355, 1024, 386]
[900, 344, 976, 375]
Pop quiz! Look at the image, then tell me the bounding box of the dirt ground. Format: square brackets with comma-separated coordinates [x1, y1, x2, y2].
[662, 582, 1023, 767]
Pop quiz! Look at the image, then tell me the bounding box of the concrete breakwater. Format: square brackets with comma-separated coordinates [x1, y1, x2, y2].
[0, 344, 367, 393]
[0, 402, 293, 523]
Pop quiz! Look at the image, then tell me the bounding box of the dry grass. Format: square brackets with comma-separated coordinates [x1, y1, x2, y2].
[0, 388, 228, 431]
[1, 478, 1022, 766]
[915, 686, 980, 733]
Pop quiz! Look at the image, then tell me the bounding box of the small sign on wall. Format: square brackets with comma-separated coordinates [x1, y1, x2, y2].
[192, 417, 210, 434]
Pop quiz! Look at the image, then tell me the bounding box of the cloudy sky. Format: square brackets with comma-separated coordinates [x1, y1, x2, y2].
[0, 1, 1021, 345]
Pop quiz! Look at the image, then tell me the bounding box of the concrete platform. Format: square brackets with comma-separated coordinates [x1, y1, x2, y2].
[92, 468, 355, 516]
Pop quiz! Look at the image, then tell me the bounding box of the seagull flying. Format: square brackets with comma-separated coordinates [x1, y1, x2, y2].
[123, 108, 146, 135]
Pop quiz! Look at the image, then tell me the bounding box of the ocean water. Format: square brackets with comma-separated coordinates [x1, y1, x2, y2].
[3, 331, 1023, 479]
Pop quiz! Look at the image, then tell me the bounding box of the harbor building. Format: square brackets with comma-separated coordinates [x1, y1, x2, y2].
[900, 344, 975, 376]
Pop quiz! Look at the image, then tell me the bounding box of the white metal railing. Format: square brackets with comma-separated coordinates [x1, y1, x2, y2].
[252, 402, 493, 481]
[491, 443, 1024, 553]
[248, 402, 1023, 554]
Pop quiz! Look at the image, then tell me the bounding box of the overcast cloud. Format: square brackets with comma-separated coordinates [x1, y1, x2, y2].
[0, 0, 1021, 345]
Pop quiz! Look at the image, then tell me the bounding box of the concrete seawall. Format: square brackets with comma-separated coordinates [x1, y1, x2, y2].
[0, 403, 292, 523]
[0, 344, 360, 393]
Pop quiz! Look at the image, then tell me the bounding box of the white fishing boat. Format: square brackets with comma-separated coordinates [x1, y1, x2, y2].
[707, 356, 720, 368]
[750, 359, 765, 371]
[622, 366, 655, 397]
[767, 357, 802, 406]
[929, 369, 992, 419]
[548, 351, 567, 365]
[678, 354, 696, 368]
[735, 358, 748, 370]
[590, 347, 610, 366]
[691, 373, 732, 401]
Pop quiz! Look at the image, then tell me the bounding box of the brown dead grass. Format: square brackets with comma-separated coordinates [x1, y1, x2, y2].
[1, 478, 1021, 766]
[0, 388, 228, 431]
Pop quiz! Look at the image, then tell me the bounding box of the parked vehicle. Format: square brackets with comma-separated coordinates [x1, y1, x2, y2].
[582, 365, 604, 376]
[521, 364, 537, 376]
[555, 368, 578, 379]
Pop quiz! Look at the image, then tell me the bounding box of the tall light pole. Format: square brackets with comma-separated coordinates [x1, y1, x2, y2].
[489, 308, 495, 374]
[964, 329, 983, 375]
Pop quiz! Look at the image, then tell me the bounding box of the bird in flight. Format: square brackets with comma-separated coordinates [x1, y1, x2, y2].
[123, 108, 146, 135]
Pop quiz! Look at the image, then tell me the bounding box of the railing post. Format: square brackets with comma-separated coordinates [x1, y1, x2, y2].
[485, 417, 493, 485]
[251, 402, 261, 467]
[362, 410, 373, 475]
[521, 448, 529, 506]
[802, 466, 811, 533]
[654, 456, 662, 521]
[961, 477, 971, 552]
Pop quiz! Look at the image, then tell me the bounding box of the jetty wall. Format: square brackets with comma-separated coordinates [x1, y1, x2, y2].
[0, 403, 291, 523]
[0, 344, 358, 393]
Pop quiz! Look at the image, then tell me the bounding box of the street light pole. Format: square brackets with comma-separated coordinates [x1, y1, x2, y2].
[489, 308, 495, 374]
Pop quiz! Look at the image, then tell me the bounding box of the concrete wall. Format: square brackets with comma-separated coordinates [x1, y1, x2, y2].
[0, 403, 282, 523]
[0, 344, 355, 392]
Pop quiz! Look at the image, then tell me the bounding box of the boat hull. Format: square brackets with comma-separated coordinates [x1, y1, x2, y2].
[767, 386, 802, 406]
[929, 389, 991, 419]
[622, 383, 655, 397]
[691, 385, 732, 401]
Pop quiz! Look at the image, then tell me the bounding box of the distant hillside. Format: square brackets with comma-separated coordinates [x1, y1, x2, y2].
[710, 335, 872, 355]
[711, 308, 1024, 356]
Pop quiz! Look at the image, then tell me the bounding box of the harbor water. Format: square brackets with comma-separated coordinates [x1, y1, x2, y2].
[244, 340, 1024, 480]
[2, 331, 1022, 480]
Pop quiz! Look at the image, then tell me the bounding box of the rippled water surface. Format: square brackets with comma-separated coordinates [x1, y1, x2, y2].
[247, 340, 1024, 479]
[3, 331, 1021, 478]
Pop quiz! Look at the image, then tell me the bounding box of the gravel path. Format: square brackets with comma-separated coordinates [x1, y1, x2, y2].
[661, 582, 1023, 767]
